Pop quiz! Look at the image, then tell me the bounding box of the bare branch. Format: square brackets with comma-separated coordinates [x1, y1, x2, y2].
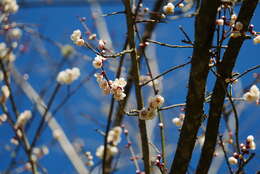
[11, 67, 89, 174]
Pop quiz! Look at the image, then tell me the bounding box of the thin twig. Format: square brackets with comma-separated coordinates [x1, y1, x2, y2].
[123, 0, 151, 173]
[140, 61, 191, 87]
[101, 11, 125, 17]
[219, 135, 233, 174]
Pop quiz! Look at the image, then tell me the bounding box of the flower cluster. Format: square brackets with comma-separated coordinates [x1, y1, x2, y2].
[0, 0, 19, 14]
[228, 135, 256, 165]
[107, 126, 122, 146]
[31, 145, 49, 162]
[95, 126, 122, 159]
[95, 144, 118, 159]
[139, 95, 165, 120]
[0, 42, 16, 62]
[92, 55, 106, 69]
[14, 110, 32, 129]
[84, 151, 94, 167]
[70, 29, 85, 46]
[172, 113, 185, 127]
[56, 67, 80, 85]
[94, 73, 127, 101]
[243, 84, 259, 103]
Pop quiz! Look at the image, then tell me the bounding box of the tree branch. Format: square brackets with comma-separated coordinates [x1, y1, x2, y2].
[195, 1, 259, 173]
[169, 0, 220, 173]
[123, 0, 150, 173]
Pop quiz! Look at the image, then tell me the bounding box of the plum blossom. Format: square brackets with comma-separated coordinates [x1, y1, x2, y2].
[163, 3, 175, 14]
[228, 156, 238, 165]
[95, 145, 118, 159]
[56, 67, 80, 84]
[243, 85, 259, 103]
[138, 95, 165, 120]
[107, 126, 122, 146]
[172, 113, 185, 127]
[92, 55, 106, 69]
[70, 29, 85, 46]
[14, 110, 32, 129]
[253, 35, 260, 44]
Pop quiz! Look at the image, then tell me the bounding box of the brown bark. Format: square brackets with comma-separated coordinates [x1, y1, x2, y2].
[169, 0, 220, 173]
[195, 1, 259, 173]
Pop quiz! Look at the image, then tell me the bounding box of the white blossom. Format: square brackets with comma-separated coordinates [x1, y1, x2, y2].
[249, 141, 256, 150]
[114, 92, 126, 101]
[41, 145, 49, 155]
[110, 78, 127, 101]
[10, 138, 19, 145]
[243, 85, 260, 103]
[0, 42, 8, 58]
[253, 35, 260, 44]
[56, 67, 80, 84]
[172, 117, 183, 127]
[98, 40, 106, 50]
[107, 126, 122, 145]
[71, 29, 85, 46]
[94, 73, 103, 83]
[7, 28, 22, 39]
[178, 3, 184, 8]
[14, 110, 32, 129]
[0, 114, 7, 124]
[163, 3, 175, 14]
[112, 78, 127, 88]
[1, 85, 10, 101]
[0, 0, 19, 14]
[148, 95, 165, 109]
[92, 55, 105, 69]
[228, 156, 238, 164]
[70, 29, 81, 42]
[109, 146, 118, 155]
[75, 39, 85, 46]
[95, 145, 118, 159]
[247, 135, 254, 142]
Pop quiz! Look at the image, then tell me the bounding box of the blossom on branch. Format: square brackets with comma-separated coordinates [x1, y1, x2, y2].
[243, 85, 259, 103]
[163, 3, 175, 14]
[253, 35, 260, 44]
[14, 110, 32, 129]
[70, 29, 85, 46]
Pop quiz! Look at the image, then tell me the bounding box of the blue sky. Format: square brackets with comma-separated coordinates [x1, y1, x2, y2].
[0, 1, 260, 174]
